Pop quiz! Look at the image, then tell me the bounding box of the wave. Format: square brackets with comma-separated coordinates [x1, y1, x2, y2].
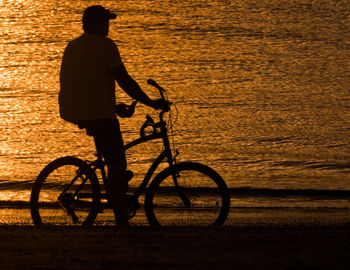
[270, 161, 350, 174]
[229, 188, 350, 199]
[2, 178, 350, 197]
[0, 180, 33, 191]
[0, 200, 29, 209]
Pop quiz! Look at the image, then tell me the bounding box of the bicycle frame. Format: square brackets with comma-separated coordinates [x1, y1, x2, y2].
[78, 79, 191, 211]
[89, 109, 175, 202]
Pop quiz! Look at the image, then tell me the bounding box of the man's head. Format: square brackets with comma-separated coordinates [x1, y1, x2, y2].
[82, 5, 116, 36]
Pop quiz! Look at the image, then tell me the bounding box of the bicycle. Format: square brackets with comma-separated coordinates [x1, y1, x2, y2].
[30, 79, 230, 226]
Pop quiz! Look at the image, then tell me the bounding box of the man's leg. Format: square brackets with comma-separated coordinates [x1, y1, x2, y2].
[88, 119, 130, 226]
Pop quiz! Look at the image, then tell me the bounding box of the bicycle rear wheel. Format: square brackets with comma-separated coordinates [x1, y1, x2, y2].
[30, 156, 101, 225]
[145, 162, 230, 226]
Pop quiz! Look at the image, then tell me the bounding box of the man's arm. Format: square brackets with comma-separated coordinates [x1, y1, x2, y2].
[109, 64, 165, 109]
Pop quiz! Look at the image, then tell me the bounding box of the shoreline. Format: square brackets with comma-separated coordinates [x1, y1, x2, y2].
[1, 206, 350, 226]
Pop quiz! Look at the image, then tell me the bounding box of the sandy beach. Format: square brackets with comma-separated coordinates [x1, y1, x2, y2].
[0, 225, 350, 270]
[0, 207, 350, 269]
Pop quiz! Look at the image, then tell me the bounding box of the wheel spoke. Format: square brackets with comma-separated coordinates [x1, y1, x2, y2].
[30, 157, 100, 226]
[145, 162, 230, 226]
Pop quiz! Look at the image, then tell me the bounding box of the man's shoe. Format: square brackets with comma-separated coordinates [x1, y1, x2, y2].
[125, 170, 133, 182]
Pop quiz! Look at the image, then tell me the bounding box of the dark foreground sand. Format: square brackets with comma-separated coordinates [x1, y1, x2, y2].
[0, 224, 350, 270]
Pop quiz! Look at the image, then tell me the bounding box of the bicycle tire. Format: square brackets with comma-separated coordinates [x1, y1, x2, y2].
[30, 156, 101, 225]
[145, 162, 230, 226]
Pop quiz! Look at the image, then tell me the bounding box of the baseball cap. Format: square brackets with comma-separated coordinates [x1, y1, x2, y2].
[82, 5, 116, 26]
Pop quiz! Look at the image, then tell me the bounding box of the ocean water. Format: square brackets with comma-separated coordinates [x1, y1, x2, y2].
[0, 0, 349, 210]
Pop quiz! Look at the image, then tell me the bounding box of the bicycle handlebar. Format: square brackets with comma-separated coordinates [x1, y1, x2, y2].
[147, 79, 166, 101]
[145, 78, 172, 126]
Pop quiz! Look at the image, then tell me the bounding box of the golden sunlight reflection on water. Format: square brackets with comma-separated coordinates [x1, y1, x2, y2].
[0, 0, 349, 206]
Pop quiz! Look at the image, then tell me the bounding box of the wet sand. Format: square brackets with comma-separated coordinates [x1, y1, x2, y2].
[1, 207, 350, 269]
[0, 225, 350, 270]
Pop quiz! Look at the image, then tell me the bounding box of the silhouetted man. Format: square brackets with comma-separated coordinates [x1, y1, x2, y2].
[59, 5, 168, 226]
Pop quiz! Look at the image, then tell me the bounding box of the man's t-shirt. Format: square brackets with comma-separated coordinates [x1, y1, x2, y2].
[59, 34, 122, 121]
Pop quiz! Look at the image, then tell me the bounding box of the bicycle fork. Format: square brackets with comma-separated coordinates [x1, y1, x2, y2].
[170, 170, 191, 208]
[161, 121, 191, 208]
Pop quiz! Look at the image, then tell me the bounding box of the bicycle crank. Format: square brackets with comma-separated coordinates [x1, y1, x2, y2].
[126, 195, 140, 219]
[59, 193, 79, 223]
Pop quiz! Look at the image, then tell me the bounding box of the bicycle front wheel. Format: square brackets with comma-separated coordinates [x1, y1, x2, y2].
[30, 156, 101, 225]
[145, 162, 230, 226]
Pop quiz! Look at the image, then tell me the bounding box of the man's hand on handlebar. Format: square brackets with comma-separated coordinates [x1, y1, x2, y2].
[152, 99, 171, 112]
[115, 101, 137, 118]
